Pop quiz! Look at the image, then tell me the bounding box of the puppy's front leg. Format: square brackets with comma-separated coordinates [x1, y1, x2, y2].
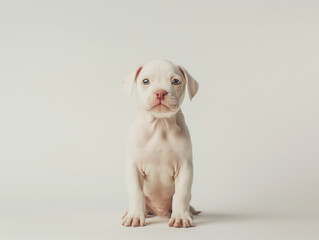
[169, 161, 194, 228]
[122, 161, 146, 227]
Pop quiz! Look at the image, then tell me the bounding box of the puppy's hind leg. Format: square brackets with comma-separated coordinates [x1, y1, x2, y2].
[190, 205, 201, 216]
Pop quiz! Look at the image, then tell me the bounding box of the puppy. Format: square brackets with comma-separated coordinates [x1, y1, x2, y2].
[121, 60, 200, 228]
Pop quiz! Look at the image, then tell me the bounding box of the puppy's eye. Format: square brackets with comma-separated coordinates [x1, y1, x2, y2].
[143, 79, 149, 85]
[172, 79, 180, 85]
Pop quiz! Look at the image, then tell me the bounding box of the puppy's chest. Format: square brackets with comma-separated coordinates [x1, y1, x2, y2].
[137, 128, 183, 176]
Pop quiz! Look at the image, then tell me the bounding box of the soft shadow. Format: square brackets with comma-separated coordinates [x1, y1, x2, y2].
[145, 216, 169, 226]
[143, 212, 263, 226]
[195, 211, 262, 226]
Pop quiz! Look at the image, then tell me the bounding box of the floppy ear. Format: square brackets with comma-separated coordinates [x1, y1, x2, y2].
[122, 65, 143, 98]
[179, 66, 199, 100]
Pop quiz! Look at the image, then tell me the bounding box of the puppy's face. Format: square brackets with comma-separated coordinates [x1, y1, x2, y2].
[136, 61, 186, 118]
[123, 60, 199, 118]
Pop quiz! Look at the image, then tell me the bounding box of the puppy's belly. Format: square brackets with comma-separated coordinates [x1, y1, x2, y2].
[138, 150, 178, 217]
[142, 171, 175, 216]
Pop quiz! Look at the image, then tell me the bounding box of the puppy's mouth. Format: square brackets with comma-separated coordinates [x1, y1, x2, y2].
[150, 102, 170, 111]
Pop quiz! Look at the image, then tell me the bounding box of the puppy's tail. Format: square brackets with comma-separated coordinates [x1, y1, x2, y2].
[190, 205, 201, 215]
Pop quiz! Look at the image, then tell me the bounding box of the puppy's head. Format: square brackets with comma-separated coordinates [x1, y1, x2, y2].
[123, 60, 199, 118]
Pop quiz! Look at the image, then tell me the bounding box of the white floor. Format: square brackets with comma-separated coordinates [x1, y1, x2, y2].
[1, 209, 318, 240]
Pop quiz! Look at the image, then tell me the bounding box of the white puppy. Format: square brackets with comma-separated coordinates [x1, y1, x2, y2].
[121, 60, 200, 228]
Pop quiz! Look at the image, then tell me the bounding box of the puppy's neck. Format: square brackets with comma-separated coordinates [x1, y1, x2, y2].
[138, 109, 183, 131]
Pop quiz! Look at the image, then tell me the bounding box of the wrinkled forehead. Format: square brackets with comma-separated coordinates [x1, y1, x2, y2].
[139, 60, 182, 80]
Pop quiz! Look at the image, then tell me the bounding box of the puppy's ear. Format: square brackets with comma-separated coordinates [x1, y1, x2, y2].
[122, 65, 143, 98]
[179, 66, 199, 100]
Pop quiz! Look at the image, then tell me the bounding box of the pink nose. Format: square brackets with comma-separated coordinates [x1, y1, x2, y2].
[155, 89, 168, 100]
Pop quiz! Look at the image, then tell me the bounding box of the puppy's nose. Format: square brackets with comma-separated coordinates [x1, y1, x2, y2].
[155, 89, 168, 100]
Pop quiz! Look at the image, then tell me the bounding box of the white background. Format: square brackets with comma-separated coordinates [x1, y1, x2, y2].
[1, 0, 319, 239]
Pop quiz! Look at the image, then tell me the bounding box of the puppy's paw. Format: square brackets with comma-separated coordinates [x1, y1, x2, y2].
[169, 211, 194, 228]
[122, 210, 146, 227]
